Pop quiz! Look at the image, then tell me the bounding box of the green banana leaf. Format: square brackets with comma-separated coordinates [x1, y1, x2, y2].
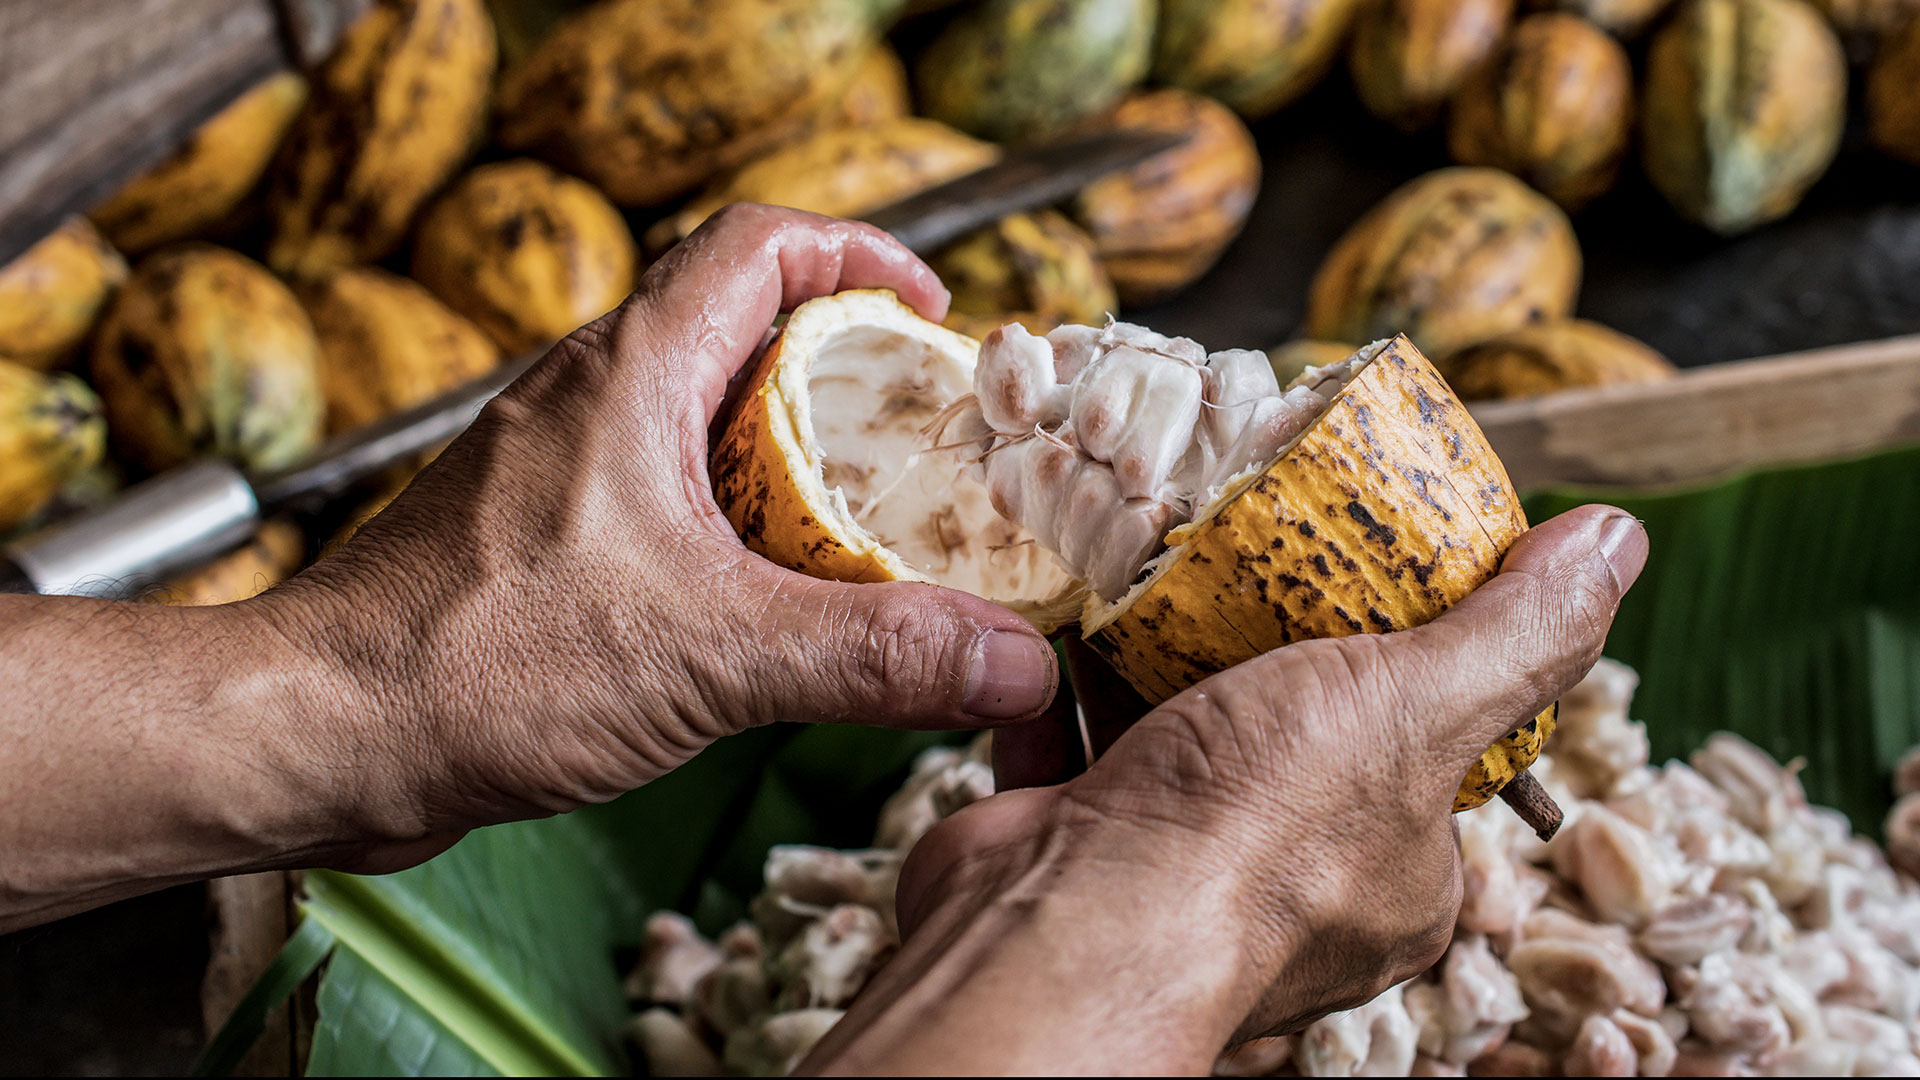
[229, 444, 1918, 1077]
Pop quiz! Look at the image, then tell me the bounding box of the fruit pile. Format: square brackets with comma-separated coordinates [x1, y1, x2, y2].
[618, 660, 1920, 1078]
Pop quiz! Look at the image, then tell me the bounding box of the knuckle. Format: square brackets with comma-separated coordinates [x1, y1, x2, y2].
[848, 589, 953, 699]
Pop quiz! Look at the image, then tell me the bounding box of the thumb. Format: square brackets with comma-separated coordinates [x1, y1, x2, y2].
[746, 571, 1059, 730]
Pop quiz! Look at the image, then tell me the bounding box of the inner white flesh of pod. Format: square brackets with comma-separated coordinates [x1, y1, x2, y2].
[775, 292, 1079, 615]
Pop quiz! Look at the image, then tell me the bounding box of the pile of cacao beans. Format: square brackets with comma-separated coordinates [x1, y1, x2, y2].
[619, 661, 1920, 1078]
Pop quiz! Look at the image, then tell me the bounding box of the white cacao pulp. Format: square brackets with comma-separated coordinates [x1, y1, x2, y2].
[936, 321, 1370, 602]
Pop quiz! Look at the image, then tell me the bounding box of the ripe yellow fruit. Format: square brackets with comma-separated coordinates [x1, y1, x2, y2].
[930, 212, 1117, 342]
[149, 520, 305, 606]
[411, 160, 639, 355]
[0, 218, 127, 370]
[1868, 12, 1920, 166]
[91, 245, 322, 474]
[90, 72, 308, 255]
[1441, 320, 1677, 401]
[1153, 0, 1364, 119]
[0, 360, 107, 533]
[299, 267, 501, 435]
[266, 0, 497, 278]
[1350, 0, 1517, 130]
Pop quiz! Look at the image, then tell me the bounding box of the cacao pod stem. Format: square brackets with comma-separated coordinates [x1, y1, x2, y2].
[1497, 770, 1562, 841]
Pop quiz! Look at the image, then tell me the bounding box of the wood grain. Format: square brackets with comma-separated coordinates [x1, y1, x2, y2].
[202, 871, 297, 1076]
[1473, 334, 1920, 491]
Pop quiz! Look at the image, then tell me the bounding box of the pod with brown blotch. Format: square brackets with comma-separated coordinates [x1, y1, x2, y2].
[1269, 339, 1361, 386]
[299, 267, 502, 436]
[265, 0, 497, 278]
[1641, 0, 1847, 236]
[90, 72, 308, 256]
[1349, 0, 1516, 131]
[1869, 13, 1920, 166]
[646, 118, 998, 255]
[1067, 89, 1263, 308]
[1440, 320, 1677, 402]
[91, 245, 322, 474]
[0, 218, 128, 371]
[411, 159, 639, 356]
[914, 0, 1156, 143]
[0, 360, 107, 533]
[147, 520, 306, 607]
[496, 0, 890, 207]
[711, 293, 1561, 825]
[1152, 0, 1365, 119]
[1526, 0, 1679, 37]
[1305, 167, 1582, 361]
[928, 211, 1118, 342]
[1448, 14, 1635, 211]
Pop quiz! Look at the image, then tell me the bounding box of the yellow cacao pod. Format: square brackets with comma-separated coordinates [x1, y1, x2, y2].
[92, 245, 323, 474]
[150, 520, 306, 607]
[0, 218, 127, 371]
[929, 211, 1118, 341]
[1306, 168, 1582, 360]
[0, 360, 107, 533]
[91, 72, 308, 255]
[1152, 0, 1363, 118]
[266, 0, 497, 278]
[1642, 0, 1847, 236]
[1808, 0, 1920, 37]
[299, 267, 501, 435]
[1448, 14, 1635, 211]
[496, 0, 887, 206]
[1068, 89, 1262, 307]
[1350, 0, 1516, 131]
[1440, 320, 1677, 401]
[412, 159, 639, 355]
[1527, 0, 1678, 37]
[1869, 13, 1920, 165]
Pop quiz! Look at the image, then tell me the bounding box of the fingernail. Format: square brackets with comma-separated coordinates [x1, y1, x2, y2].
[1598, 514, 1649, 590]
[964, 630, 1056, 721]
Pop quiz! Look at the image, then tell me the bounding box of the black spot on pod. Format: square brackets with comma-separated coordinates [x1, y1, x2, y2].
[1346, 500, 1397, 548]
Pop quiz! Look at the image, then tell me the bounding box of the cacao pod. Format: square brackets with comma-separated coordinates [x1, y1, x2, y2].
[1869, 13, 1920, 165]
[1151, 0, 1364, 118]
[1349, 0, 1516, 131]
[914, 0, 1156, 142]
[929, 211, 1118, 341]
[1526, 0, 1678, 36]
[496, 0, 889, 207]
[1268, 339, 1360, 385]
[412, 159, 639, 355]
[0, 360, 107, 533]
[831, 44, 913, 130]
[1067, 89, 1262, 307]
[91, 245, 323, 474]
[300, 267, 502, 435]
[1305, 167, 1582, 360]
[266, 0, 497, 278]
[1440, 320, 1676, 401]
[1448, 14, 1635, 211]
[1808, 0, 1920, 37]
[1642, 0, 1847, 236]
[0, 218, 127, 371]
[648, 118, 998, 253]
[150, 520, 305, 607]
[90, 72, 308, 255]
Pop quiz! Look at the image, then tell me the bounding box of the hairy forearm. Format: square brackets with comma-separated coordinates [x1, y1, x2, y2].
[800, 801, 1273, 1076]
[0, 594, 391, 930]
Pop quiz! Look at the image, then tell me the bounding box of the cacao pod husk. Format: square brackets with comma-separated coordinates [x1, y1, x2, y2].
[496, 0, 889, 207]
[1808, 0, 1920, 38]
[0, 218, 127, 371]
[1440, 320, 1676, 401]
[1151, 0, 1364, 118]
[1869, 12, 1920, 165]
[412, 159, 639, 355]
[91, 245, 323, 474]
[1526, 0, 1678, 36]
[1641, 0, 1847, 236]
[1349, 0, 1516, 131]
[929, 211, 1118, 341]
[91, 72, 308, 256]
[913, 0, 1156, 142]
[0, 360, 107, 533]
[1448, 14, 1634, 211]
[299, 267, 502, 435]
[266, 0, 497, 278]
[1067, 89, 1262, 307]
[150, 520, 305, 607]
[1306, 167, 1582, 360]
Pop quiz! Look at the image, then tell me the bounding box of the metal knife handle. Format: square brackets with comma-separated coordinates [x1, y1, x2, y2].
[4, 462, 258, 599]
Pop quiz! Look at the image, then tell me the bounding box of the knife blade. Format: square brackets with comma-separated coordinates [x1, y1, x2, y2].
[1, 129, 1189, 597]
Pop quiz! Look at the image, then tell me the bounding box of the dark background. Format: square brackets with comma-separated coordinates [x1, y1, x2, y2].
[7, 42, 1920, 1080]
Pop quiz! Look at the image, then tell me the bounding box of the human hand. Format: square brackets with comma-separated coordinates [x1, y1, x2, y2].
[254, 205, 1059, 865]
[803, 505, 1646, 1075]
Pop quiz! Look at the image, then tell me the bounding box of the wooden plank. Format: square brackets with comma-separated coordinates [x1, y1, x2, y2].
[202, 871, 296, 1076]
[1473, 334, 1920, 491]
[0, 0, 288, 265]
